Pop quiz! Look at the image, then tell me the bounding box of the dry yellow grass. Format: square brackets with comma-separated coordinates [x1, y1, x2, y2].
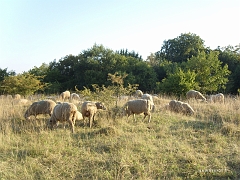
[0, 95, 239, 179]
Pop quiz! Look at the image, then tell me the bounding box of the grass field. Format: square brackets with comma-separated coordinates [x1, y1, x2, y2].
[0, 95, 239, 179]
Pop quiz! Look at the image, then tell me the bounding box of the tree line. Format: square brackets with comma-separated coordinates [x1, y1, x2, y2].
[0, 33, 239, 96]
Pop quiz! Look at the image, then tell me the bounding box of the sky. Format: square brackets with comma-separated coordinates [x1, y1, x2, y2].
[0, 0, 240, 74]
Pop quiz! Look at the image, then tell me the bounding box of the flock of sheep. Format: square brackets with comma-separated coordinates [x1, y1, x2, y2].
[1, 89, 225, 133]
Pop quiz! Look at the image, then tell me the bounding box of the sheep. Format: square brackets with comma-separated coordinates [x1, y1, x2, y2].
[75, 111, 83, 121]
[141, 93, 153, 102]
[81, 101, 106, 128]
[24, 100, 56, 120]
[135, 90, 143, 97]
[59, 90, 70, 101]
[141, 93, 155, 112]
[70, 93, 80, 101]
[209, 93, 224, 103]
[168, 100, 195, 115]
[123, 99, 154, 123]
[49, 102, 77, 133]
[186, 90, 206, 101]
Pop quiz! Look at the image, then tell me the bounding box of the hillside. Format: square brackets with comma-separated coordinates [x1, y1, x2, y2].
[0, 95, 239, 179]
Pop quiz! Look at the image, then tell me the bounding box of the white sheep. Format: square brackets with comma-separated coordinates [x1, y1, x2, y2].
[168, 100, 195, 115]
[135, 90, 143, 97]
[24, 100, 56, 120]
[141, 93, 155, 112]
[81, 101, 106, 128]
[186, 90, 206, 101]
[209, 93, 224, 103]
[123, 99, 154, 123]
[75, 110, 83, 121]
[49, 102, 78, 133]
[70, 93, 80, 101]
[59, 90, 70, 101]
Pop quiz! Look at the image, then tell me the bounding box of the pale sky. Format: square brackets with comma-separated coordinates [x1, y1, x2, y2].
[0, 0, 239, 74]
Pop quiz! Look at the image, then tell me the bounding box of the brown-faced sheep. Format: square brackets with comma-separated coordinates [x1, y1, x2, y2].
[123, 99, 154, 123]
[59, 90, 70, 101]
[49, 102, 77, 133]
[81, 101, 106, 128]
[186, 90, 206, 101]
[209, 93, 224, 103]
[24, 100, 56, 120]
[168, 100, 195, 115]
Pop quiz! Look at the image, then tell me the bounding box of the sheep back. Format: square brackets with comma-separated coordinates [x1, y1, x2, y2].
[123, 99, 153, 122]
[49, 102, 77, 133]
[60, 90, 71, 101]
[24, 100, 56, 120]
[186, 90, 206, 101]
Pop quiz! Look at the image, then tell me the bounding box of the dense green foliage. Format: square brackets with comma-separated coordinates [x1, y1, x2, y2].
[0, 33, 239, 95]
[0, 73, 48, 96]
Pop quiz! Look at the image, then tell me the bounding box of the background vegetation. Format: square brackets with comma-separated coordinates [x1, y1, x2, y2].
[0, 33, 239, 96]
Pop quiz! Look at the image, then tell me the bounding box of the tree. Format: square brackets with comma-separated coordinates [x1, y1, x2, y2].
[156, 68, 197, 96]
[216, 45, 240, 93]
[184, 51, 230, 93]
[0, 73, 48, 96]
[156, 33, 205, 63]
[0, 68, 16, 82]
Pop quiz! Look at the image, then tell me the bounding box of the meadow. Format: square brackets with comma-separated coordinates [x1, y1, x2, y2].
[0, 94, 239, 179]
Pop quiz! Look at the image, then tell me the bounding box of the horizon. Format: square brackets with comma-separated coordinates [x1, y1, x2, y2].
[0, 0, 240, 74]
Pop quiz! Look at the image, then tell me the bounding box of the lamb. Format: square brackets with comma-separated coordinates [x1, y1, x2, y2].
[135, 90, 143, 97]
[24, 100, 56, 120]
[168, 100, 195, 115]
[123, 99, 154, 123]
[81, 101, 106, 128]
[186, 90, 206, 101]
[49, 102, 78, 133]
[209, 93, 224, 103]
[59, 90, 70, 101]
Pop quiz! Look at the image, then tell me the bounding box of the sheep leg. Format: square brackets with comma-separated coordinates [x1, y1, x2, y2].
[68, 120, 75, 133]
[133, 114, 137, 122]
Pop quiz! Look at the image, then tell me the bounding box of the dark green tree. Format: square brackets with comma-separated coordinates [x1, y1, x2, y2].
[156, 33, 205, 63]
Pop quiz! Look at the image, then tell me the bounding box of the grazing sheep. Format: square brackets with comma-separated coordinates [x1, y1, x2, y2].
[59, 90, 71, 101]
[135, 90, 143, 97]
[24, 100, 56, 120]
[168, 100, 195, 115]
[49, 102, 77, 133]
[141, 93, 155, 112]
[209, 93, 224, 103]
[70, 93, 80, 101]
[141, 93, 153, 102]
[186, 90, 206, 101]
[75, 111, 83, 121]
[81, 101, 106, 128]
[123, 99, 154, 123]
